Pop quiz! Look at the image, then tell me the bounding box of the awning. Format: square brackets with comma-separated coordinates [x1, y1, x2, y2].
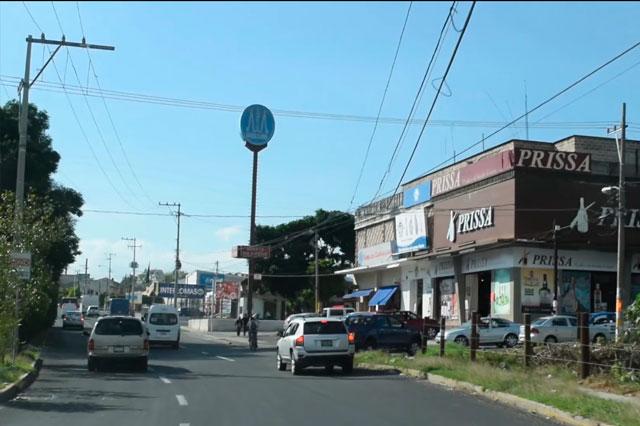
[368, 286, 398, 307]
[334, 258, 410, 275]
[342, 289, 374, 300]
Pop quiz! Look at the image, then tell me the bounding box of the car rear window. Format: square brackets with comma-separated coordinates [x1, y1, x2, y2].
[149, 313, 178, 325]
[95, 318, 143, 335]
[303, 321, 346, 335]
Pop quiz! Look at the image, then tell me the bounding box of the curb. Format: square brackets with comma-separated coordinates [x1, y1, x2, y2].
[0, 358, 43, 404]
[357, 363, 613, 426]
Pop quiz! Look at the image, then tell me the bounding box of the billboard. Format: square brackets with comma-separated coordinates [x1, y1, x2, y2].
[403, 181, 431, 208]
[198, 271, 225, 290]
[215, 282, 240, 300]
[357, 241, 396, 267]
[158, 283, 206, 299]
[395, 210, 428, 254]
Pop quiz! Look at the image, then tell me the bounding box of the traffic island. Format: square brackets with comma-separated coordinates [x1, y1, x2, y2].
[0, 350, 43, 403]
[355, 346, 640, 426]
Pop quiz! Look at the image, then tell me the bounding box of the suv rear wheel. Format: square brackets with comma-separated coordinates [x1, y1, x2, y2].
[342, 358, 354, 374]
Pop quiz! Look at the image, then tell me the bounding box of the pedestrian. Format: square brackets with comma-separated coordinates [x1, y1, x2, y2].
[249, 314, 259, 351]
[235, 315, 243, 336]
[242, 313, 249, 336]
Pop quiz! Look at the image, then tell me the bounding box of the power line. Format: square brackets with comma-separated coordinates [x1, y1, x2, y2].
[393, 1, 476, 193]
[417, 38, 640, 180]
[82, 208, 308, 218]
[75, 1, 158, 210]
[372, 1, 457, 201]
[349, 1, 413, 209]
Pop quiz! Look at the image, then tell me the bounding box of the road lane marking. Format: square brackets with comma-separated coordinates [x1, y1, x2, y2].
[159, 376, 171, 384]
[179, 423, 190, 426]
[201, 351, 209, 355]
[176, 395, 188, 406]
[216, 355, 235, 362]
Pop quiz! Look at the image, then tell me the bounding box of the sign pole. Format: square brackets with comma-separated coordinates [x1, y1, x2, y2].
[247, 149, 259, 317]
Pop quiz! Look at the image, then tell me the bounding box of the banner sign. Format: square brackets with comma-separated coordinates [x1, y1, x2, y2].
[395, 210, 428, 254]
[215, 282, 240, 300]
[232, 245, 270, 259]
[357, 241, 396, 267]
[492, 269, 512, 316]
[10, 252, 31, 280]
[158, 283, 206, 299]
[521, 268, 554, 314]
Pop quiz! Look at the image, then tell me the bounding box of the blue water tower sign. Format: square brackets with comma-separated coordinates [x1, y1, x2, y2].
[240, 104, 275, 151]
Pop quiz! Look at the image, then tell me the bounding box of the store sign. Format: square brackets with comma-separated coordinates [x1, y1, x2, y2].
[433, 259, 454, 277]
[395, 210, 428, 254]
[431, 150, 514, 197]
[158, 283, 206, 299]
[597, 206, 640, 229]
[232, 245, 270, 259]
[515, 148, 591, 173]
[514, 247, 616, 271]
[446, 206, 494, 243]
[357, 241, 396, 267]
[462, 248, 513, 274]
[403, 181, 431, 208]
[10, 252, 31, 280]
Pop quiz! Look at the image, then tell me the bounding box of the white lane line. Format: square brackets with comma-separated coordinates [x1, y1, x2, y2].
[216, 355, 235, 362]
[201, 351, 209, 355]
[176, 394, 188, 406]
[179, 423, 190, 426]
[159, 376, 172, 384]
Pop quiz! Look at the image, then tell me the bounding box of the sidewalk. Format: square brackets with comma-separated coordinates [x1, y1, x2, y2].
[182, 327, 279, 348]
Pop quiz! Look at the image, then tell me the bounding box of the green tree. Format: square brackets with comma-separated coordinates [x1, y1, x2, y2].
[253, 210, 354, 306]
[0, 100, 83, 347]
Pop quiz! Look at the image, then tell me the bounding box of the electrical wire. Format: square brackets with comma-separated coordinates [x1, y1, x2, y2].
[349, 1, 413, 209]
[393, 1, 476, 194]
[372, 1, 457, 202]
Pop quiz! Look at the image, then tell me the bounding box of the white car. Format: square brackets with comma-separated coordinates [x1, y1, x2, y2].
[62, 310, 83, 330]
[144, 304, 180, 349]
[276, 317, 355, 375]
[82, 306, 102, 335]
[518, 315, 614, 344]
[320, 307, 355, 319]
[435, 317, 521, 348]
[87, 316, 149, 372]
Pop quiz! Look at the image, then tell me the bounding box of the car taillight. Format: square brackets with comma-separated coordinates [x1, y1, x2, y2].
[320, 320, 328, 324]
[531, 328, 539, 335]
[348, 332, 355, 344]
[295, 335, 304, 346]
[143, 339, 149, 350]
[88, 339, 95, 351]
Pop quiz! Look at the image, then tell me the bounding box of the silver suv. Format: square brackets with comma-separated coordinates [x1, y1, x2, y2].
[276, 317, 355, 375]
[87, 316, 149, 372]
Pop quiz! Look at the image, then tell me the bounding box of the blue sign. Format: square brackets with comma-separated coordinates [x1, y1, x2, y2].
[240, 104, 275, 147]
[197, 272, 225, 291]
[158, 283, 206, 299]
[403, 181, 431, 208]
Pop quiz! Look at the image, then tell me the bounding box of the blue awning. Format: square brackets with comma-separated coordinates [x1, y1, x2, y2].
[368, 286, 398, 307]
[342, 289, 374, 300]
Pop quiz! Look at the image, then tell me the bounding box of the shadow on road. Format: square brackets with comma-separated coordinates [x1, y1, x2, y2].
[7, 399, 141, 413]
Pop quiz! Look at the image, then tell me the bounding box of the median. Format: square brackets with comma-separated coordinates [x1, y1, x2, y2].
[0, 345, 42, 402]
[355, 344, 640, 426]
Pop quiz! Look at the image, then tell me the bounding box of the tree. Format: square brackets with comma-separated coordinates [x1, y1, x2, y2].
[0, 101, 83, 347]
[253, 210, 354, 307]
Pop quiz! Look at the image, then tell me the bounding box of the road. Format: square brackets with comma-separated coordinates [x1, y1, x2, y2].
[1, 321, 559, 426]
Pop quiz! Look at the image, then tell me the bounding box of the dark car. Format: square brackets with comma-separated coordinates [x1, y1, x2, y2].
[345, 313, 422, 355]
[387, 311, 440, 339]
[590, 312, 615, 325]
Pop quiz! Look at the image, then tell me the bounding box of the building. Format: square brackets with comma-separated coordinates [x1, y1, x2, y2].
[338, 135, 640, 326]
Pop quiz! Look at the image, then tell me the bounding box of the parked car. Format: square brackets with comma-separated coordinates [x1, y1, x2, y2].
[87, 316, 149, 372]
[283, 312, 317, 331]
[276, 317, 355, 375]
[435, 317, 521, 348]
[387, 311, 440, 339]
[145, 304, 180, 349]
[62, 310, 83, 330]
[345, 312, 422, 355]
[518, 314, 614, 344]
[320, 306, 355, 319]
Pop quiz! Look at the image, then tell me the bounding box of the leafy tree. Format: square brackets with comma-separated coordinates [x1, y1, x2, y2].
[253, 210, 354, 307]
[0, 101, 83, 348]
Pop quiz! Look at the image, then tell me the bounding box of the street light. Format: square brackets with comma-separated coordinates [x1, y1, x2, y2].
[601, 186, 619, 196]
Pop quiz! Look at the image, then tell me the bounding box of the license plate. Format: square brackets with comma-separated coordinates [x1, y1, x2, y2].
[321, 340, 332, 347]
[113, 346, 124, 353]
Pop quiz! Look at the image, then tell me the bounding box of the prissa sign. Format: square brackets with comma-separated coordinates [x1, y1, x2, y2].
[515, 148, 591, 173]
[446, 206, 494, 242]
[432, 170, 460, 196]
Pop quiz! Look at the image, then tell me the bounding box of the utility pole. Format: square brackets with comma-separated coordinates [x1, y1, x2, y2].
[84, 258, 89, 296]
[314, 231, 320, 313]
[552, 220, 560, 314]
[122, 237, 141, 315]
[159, 202, 182, 308]
[11, 33, 113, 363]
[608, 103, 627, 342]
[106, 253, 115, 306]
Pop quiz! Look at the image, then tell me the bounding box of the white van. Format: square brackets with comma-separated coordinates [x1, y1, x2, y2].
[145, 304, 180, 349]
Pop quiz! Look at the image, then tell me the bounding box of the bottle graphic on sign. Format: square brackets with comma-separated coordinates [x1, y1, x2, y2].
[539, 274, 552, 309]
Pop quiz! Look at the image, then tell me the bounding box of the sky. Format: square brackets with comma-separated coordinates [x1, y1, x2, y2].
[1, 1, 639, 281]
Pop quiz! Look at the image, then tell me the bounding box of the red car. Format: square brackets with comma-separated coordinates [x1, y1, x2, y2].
[387, 311, 440, 339]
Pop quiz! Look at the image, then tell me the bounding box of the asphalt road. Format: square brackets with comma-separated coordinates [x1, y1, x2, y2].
[1, 321, 559, 426]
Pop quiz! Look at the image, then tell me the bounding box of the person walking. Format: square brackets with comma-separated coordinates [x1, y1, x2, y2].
[248, 314, 258, 351]
[242, 313, 249, 336]
[235, 315, 243, 336]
